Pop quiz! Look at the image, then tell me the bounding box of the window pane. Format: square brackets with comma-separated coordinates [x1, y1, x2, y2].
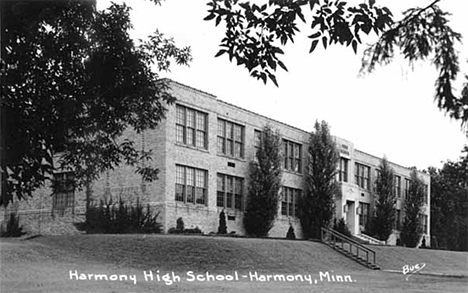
[187, 109, 195, 127]
[176, 125, 184, 143]
[176, 105, 185, 124]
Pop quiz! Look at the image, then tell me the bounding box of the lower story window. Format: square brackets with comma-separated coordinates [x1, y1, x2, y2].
[281, 187, 301, 217]
[175, 165, 207, 205]
[217, 173, 243, 210]
[420, 214, 428, 234]
[52, 172, 75, 210]
[359, 202, 370, 228]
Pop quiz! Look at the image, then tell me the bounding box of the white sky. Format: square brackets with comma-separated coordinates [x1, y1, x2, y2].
[99, 0, 467, 169]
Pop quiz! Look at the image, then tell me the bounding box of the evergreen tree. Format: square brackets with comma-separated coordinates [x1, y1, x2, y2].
[372, 157, 396, 242]
[243, 125, 282, 237]
[286, 224, 296, 240]
[218, 210, 227, 234]
[401, 170, 425, 247]
[300, 120, 339, 239]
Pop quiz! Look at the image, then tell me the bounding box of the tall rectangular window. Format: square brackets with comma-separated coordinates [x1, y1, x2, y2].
[175, 165, 207, 205]
[217, 119, 244, 158]
[217, 173, 244, 210]
[53, 172, 75, 210]
[420, 214, 428, 234]
[281, 187, 301, 217]
[253, 130, 262, 162]
[283, 139, 302, 173]
[359, 202, 370, 227]
[395, 175, 401, 198]
[423, 184, 428, 204]
[355, 163, 370, 190]
[175, 105, 207, 149]
[339, 158, 348, 182]
[404, 178, 411, 200]
[395, 209, 401, 230]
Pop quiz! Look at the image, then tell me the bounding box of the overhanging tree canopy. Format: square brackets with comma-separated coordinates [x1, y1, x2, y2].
[0, 1, 191, 206]
[205, 0, 467, 129]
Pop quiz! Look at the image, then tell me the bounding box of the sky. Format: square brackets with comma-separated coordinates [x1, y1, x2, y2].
[98, 0, 467, 170]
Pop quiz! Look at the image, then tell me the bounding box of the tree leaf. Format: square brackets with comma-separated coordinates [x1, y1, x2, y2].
[309, 39, 319, 53]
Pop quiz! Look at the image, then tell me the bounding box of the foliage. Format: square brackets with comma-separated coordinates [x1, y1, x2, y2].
[168, 218, 202, 234]
[286, 224, 296, 240]
[299, 120, 339, 239]
[0, 213, 26, 237]
[176, 217, 185, 232]
[371, 157, 396, 242]
[85, 197, 162, 234]
[205, 0, 392, 87]
[332, 218, 351, 238]
[218, 210, 227, 234]
[205, 0, 466, 129]
[243, 125, 282, 237]
[1, 1, 191, 206]
[400, 169, 425, 247]
[428, 146, 468, 251]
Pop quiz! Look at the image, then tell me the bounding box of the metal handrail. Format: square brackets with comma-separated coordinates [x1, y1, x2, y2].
[321, 227, 377, 266]
[323, 228, 375, 253]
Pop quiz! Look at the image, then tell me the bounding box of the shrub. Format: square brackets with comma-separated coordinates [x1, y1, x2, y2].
[286, 224, 296, 240]
[168, 218, 202, 234]
[218, 210, 227, 234]
[333, 218, 352, 238]
[176, 217, 185, 232]
[85, 197, 161, 234]
[0, 213, 26, 237]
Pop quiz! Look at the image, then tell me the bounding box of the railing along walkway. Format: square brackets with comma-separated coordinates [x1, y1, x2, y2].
[321, 227, 380, 270]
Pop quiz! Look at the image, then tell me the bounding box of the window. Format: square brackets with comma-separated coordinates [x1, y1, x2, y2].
[423, 184, 428, 204]
[281, 187, 301, 217]
[355, 163, 370, 190]
[395, 209, 401, 230]
[175, 105, 207, 149]
[339, 158, 348, 182]
[175, 165, 207, 205]
[52, 172, 75, 210]
[217, 174, 244, 210]
[420, 214, 428, 234]
[359, 202, 370, 228]
[283, 140, 302, 173]
[218, 119, 244, 158]
[395, 175, 401, 198]
[404, 178, 411, 200]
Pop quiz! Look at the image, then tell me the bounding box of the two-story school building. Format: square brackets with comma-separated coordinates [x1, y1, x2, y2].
[1, 79, 430, 245]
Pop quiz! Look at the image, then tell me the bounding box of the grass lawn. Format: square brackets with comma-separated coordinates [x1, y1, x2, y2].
[1, 234, 467, 293]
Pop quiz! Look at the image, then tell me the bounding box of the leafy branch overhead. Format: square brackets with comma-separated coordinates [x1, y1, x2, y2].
[205, 0, 467, 128]
[204, 0, 393, 86]
[1, 1, 191, 205]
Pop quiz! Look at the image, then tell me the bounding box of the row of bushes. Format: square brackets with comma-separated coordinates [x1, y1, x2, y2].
[85, 197, 161, 234]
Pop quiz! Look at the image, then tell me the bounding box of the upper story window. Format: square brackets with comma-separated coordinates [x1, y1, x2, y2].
[404, 178, 411, 200]
[281, 187, 301, 217]
[217, 173, 244, 210]
[52, 172, 75, 211]
[217, 119, 244, 159]
[175, 165, 207, 205]
[339, 158, 348, 182]
[176, 104, 208, 149]
[395, 175, 401, 198]
[355, 163, 370, 190]
[423, 184, 429, 204]
[283, 139, 302, 173]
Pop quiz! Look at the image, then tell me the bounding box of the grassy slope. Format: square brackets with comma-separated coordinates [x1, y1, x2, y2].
[1, 235, 467, 293]
[369, 245, 468, 275]
[32, 234, 368, 273]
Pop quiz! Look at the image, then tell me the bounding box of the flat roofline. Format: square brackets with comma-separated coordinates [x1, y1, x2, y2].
[164, 78, 425, 173]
